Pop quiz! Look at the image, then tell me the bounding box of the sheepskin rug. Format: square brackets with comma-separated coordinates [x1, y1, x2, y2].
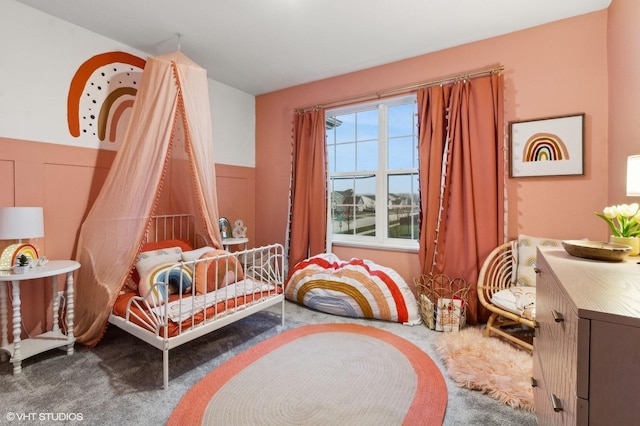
[433, 326, 534, 412]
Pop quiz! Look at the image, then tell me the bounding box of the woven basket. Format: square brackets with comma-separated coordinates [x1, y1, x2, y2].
[414, 274, 470, 332]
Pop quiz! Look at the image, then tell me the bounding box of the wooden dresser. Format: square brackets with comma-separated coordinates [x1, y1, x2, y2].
[533, 247, 640, 425]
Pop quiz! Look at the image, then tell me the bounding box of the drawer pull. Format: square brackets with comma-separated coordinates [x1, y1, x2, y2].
[550, 394, 563, 412]
[551, 310, 564, 323]
[530, 377, 537, 387]
[534, 267, 541, 274]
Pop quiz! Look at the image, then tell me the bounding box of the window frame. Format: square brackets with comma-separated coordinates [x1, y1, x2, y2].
[325, 94, 419, 252]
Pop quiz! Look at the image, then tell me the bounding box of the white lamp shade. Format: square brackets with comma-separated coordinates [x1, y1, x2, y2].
[0, 207, 44, 240]
[628, 155, 640, 196]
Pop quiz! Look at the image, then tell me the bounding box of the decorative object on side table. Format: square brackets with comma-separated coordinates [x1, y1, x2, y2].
[0, 207, 44, 270]
[13, 254, 30, 274]
[221, 218, 249, 252]
[219, 217, 231, 239]
[232, 219, 247, 238]
[594, 203, 640, 256]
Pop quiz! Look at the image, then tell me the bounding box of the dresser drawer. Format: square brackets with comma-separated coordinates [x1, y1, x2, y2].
[532, 350, 555, 425]
[534, 255, 583, 424]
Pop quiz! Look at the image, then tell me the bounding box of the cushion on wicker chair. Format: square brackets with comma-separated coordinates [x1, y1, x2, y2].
[516, 235, 562, 286]
[491, 286, 536, 320]
[515, 235, 562, 286]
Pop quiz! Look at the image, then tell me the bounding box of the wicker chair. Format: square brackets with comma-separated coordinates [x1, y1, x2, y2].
[477, 241, 535, 351]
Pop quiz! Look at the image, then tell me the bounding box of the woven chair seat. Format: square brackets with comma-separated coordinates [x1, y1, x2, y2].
[490, 286, 536, 321]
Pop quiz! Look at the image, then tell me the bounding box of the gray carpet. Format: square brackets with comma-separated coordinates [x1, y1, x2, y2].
[0, 301, 536, 425]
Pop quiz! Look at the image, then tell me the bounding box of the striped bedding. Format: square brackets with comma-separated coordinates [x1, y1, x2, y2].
[285, 253, 420, 325]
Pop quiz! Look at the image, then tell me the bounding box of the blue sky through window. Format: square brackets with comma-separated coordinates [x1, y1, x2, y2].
[327, 100, 417, 194]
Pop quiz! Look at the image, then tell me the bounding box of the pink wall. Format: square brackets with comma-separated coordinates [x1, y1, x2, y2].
[608, 0, 640, 204]
[255, 11, 610, 286]
[216, 164, 256, 246]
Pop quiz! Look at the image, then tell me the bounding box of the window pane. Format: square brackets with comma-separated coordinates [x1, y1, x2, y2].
[356, 140, 378, 171]
[331, 178, 353, 235]
[355, 176, 376, 237]
[388, 103, 415, 137]
[335, 114, 355, 143]
[388, 136, 415, 169]
[357, 109, 378, 140]
[387, 173, 419, 239]
[335, 142, 355, 172]
[327, 144, 335, 173]
[331, 176, 376, 237]
[326, 124, 335, 144]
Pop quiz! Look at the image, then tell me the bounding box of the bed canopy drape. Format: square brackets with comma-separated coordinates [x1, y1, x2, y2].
[73, 51, 222, 346]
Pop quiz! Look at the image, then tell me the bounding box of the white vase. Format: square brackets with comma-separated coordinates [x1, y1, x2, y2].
[610, 236, 640, 256]
[12, 265, 29, 274]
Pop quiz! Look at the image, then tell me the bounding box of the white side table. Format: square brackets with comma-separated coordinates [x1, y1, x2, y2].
[0, 260, 80, 374]
[222, 237, 249, 251]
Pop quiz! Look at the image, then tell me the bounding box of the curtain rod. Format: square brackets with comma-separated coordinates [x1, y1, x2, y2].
[295, 65, 504, 113]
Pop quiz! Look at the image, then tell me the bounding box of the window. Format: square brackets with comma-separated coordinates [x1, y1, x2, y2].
[326, 95, 419, 250]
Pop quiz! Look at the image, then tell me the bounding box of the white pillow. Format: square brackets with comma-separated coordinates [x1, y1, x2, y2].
[181, 246, 215, 262]
[516, 235, 562, 286]
[136, 247, 183, 277]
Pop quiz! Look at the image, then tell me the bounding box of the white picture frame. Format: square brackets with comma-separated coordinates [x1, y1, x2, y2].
[509, 113, 585, 178]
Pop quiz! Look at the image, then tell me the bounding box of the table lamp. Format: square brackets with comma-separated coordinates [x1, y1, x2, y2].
[627, 155, 640, 196]
[0, 207, 44, 270]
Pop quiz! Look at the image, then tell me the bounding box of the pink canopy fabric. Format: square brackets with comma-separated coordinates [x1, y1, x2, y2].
[73, 51, 222, 346]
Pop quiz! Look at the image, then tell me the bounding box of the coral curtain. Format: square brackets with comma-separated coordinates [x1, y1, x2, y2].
[417, 73, 504, 324]
[287, 109, 327, 272]
[73, 51, 222, 346]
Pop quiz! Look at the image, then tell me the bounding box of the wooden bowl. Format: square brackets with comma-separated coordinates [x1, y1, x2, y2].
[561, 240, 632, 262]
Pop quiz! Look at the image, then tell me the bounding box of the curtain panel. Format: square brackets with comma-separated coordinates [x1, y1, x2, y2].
[287, 109, 327, 273]
[417, 73, 505, 324]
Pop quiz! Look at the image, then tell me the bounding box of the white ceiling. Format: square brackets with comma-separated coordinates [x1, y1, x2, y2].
[17, 0, 611, 95]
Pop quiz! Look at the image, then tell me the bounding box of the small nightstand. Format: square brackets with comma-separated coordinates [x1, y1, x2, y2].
[0, 260, 80, 374]
[222, 237, 249, 251]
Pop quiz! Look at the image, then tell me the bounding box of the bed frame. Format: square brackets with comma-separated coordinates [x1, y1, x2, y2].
[108, 214, 285, 389]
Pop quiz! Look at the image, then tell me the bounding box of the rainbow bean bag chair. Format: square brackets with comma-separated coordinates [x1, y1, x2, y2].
[285, 253, 421, 325]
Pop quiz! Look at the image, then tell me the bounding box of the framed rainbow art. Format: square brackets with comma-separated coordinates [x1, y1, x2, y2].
[509, 113, 585, 178]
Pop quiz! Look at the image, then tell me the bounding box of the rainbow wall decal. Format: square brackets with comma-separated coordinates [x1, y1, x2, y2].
[68, 52, 146, 143]
[522, 132, 569, 162]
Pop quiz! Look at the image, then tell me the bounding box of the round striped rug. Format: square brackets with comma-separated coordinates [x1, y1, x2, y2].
[168, 323, 447, 425]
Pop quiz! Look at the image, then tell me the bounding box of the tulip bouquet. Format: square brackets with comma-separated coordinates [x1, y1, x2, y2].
[595, 203, 640, 238]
